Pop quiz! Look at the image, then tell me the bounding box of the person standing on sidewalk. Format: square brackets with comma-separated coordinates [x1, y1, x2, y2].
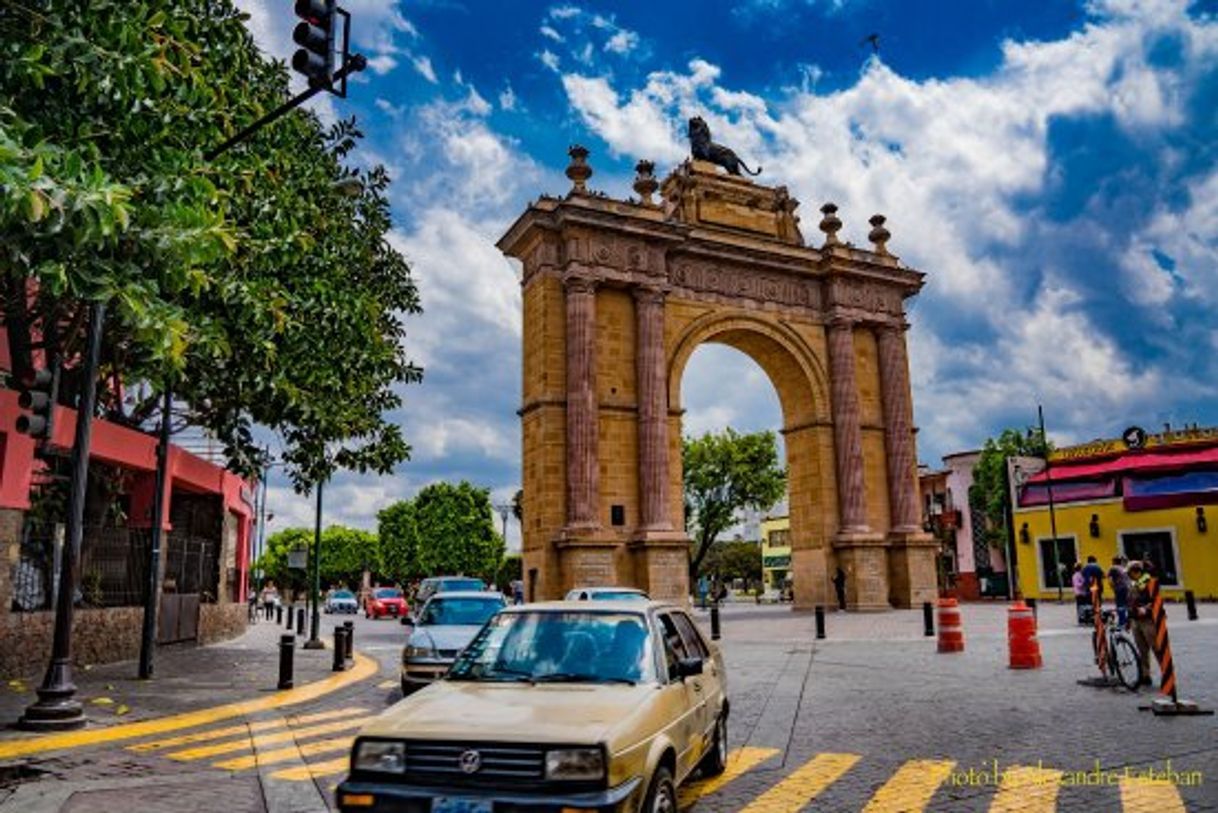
[1071, 563, 1088, 624]
[1127, 560, 1155, 686]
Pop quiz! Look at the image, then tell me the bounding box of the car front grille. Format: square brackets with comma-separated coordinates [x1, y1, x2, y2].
[435, 649, 460, 659]
[404, 741, 544, 784]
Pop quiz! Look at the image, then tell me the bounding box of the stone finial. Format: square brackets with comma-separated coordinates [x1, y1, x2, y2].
[868, 214, 891, 256]
[819, 202, 842, 246]
[633, 159, 659, 206]
[566, 144, 593, 193]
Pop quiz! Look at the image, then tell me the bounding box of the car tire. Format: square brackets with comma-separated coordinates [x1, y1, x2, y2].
[642, 765, 677, 813]
[697, 715, 728, 777]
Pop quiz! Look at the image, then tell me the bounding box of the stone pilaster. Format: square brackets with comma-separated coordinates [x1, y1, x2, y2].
[826, 318, 870, 534]
[565, 274, 600, 530]
[876, 324, 920, 533]
[634, 285, 670, 531]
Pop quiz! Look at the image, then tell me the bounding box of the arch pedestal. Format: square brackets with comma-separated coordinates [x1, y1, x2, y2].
[500, 159, 935, 608]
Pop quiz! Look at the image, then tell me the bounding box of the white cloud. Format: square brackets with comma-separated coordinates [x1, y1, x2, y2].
[540, 25, 565, 43]
[499, 84, 518, 111]
[605, 29, 640, 55]
[411, 55, 438, 84]
[550, 5, 582, 19]
[365, 54, 398, 75]
[539, 49, 561, 72]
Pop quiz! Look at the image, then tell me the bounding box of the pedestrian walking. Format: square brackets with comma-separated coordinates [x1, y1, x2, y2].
[1071, 563, 1088, 624]
[512, 578, 525, 605]
[832, 567, 847, 611]
[1127, 560, 1155, 686]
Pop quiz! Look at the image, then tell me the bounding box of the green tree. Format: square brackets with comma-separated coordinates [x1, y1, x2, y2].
[0, 1, 421, 487]
[377, 499, 419, 582]
[699, 540, 763, 584]
[413, 482, 505, 583]
[496, 554, 523, 593]
[256, 525, 379, 595]
[683, 428, 787, 577]
[969, 427, 1051, 551]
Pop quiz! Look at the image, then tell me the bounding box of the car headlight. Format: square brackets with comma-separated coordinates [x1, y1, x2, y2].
[404, 645, 435, 659]
[353, 740, 405, 773]
[545, 748, 605, 781]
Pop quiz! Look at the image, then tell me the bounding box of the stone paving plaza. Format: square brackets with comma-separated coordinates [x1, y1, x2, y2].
[1, 600, 1215, 812]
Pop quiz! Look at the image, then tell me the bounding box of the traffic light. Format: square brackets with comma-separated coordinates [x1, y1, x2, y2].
[15, 366, 56, 443]
[293, 0, 337, 88]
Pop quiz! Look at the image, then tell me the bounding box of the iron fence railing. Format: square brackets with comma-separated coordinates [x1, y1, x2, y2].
[10, 522, 221, 611]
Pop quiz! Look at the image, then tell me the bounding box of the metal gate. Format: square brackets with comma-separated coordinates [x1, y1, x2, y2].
[157, 533, 219, 644]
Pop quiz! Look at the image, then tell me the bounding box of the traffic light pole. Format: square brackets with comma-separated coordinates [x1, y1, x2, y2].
[204, 54, 367, 161]
[138, 388, 172, 679]
[20, 302, 106, 731]
[303, 480, 325, 650]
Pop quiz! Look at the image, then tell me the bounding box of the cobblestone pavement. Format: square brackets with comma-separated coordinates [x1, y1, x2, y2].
[1, 602, 1215, 812]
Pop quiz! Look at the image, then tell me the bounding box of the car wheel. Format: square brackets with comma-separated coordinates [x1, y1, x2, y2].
[642, 766, 677, 813]
[698, 715, 728, 777]
[400, 678, 416, 697]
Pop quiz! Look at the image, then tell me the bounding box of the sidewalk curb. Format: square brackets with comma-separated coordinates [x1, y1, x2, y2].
[0, 770, 220, 813]
[0, 653, 378, 761]
[251, 713, 330, 813]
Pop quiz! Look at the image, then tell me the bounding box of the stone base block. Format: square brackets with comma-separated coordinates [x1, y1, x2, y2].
[629, 531, 690, 604]
[791, 547, 828, 611]
[888, 531, 939, 608]
[556, 533, 621, 596]
[833, 532, 889, 611]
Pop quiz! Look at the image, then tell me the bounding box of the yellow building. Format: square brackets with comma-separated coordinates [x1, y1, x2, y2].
[1013, 425, 1218, 600]
[760, 514, 792, 592]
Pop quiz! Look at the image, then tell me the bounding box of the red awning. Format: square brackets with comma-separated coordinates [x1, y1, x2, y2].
[1028, 446, 1218, 482]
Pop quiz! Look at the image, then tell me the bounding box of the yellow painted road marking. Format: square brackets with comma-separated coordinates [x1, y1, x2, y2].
[214, 735, 354, 771]
[1119, 777, 1186, 813]
[988, 766, 1062, 813]
[272, 755, 351, 782]
[128, 707, 366, 752]
[168, 716, 372, 761]
[0, 653, 378, 760]
[679, 747, 779, 807]
[738, 753, 860, 813]
[376, 680, 397, 690]
[862, 759, 955, 813]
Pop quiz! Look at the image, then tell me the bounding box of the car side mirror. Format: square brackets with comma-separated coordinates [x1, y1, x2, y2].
[676, 656, 703, 679]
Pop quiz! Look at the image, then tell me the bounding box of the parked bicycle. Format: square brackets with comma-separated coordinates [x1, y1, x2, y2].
[1092, 609, 1142, 691]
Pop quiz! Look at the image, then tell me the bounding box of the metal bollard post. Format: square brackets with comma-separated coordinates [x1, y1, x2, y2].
[278, 634, 295, 690]
[286, 604, 294, 632]
[1185, 590, 1198, 621]
[333, 628, 347, 671]
[277, 605, 284, 625]
[815, 605, 826, 640]
[923, 601, 935, 636]
[297, 607, 305, 635]
[343, 620, 355, 662]
[710, 604, 721, 640]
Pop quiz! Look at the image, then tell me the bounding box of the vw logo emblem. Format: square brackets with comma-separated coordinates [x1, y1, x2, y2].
[458, 749, 482, 774]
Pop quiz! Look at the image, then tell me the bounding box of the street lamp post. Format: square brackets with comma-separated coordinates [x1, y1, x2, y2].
[1038, 405, 1063, 602]
[303, 480, 325, 649]
[20, 302, 106, 731]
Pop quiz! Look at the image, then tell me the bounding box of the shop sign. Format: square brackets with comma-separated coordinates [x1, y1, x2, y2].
[1050, 425, 1218, 462]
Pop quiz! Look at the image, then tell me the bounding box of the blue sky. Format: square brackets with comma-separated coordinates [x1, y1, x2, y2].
[236, 0, 1218, 544]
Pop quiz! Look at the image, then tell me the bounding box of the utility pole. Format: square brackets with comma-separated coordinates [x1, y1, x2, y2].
[1039, 405, 1063, 602]
[137, 389, 172, 679]
[304, 480, 325, 650]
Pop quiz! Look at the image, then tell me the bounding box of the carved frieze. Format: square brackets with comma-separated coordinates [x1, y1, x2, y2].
[825, 276, 904, 316]
[668, 260, 822, 311]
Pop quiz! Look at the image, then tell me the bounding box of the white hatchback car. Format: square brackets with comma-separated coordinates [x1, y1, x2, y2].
[565, 586, 650, 602]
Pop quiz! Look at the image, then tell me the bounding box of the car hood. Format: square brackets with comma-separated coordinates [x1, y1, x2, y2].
[408, 625, 484, 652]
[359, 680, 656, 746]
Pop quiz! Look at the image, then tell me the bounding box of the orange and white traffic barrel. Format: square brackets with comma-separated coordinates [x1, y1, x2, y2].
[937, 597, 964, 653]
[1007, 600, 1042, 669]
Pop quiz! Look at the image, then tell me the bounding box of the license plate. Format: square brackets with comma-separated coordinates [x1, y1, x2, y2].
[389, 606, 399, 615]
[432, 798, 492, 813]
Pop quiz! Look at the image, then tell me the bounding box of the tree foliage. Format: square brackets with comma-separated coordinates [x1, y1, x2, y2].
[255, 525, 379, 595]
[699, 540, 763, 584]
[0, 0, 421, 487]
[378, 482, 505, 584]
[969, 427, 1051, 550]
[683, 428, 786, 576]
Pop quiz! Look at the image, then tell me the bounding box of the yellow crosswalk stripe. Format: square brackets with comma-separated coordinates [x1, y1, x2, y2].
[679, 747, 780, 807]
[1119, 777, 1186, 813]
[862, 759, 955, 813]
[214, 735, 354, 771]
[272, 755, 350, 782]
[988, 766, 1062, 813]
[376, 680, 397, 690]
[737, 752, 860, 813]
[128, 707, 366, 752]
[167, 716, 371, 762]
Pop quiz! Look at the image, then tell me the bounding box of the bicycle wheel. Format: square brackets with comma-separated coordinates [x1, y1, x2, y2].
[1111, 635, 1142, 691]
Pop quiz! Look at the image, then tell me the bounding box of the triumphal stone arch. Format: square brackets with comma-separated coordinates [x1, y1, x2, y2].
[498, 147, 937, 610]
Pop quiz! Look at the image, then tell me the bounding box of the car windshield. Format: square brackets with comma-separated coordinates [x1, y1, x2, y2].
[420, 597, 504, 626]
[448, 611, 655, 685]
[440, 578, 484, 592]
[589, 590, 647, 601]
[375, 589, 402, 599]
[331, 590, 355, 599]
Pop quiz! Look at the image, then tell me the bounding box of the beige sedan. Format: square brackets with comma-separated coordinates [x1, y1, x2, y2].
[337, 600, 728, 813]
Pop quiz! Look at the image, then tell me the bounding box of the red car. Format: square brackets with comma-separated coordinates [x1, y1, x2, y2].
[365, 587, 408, 619]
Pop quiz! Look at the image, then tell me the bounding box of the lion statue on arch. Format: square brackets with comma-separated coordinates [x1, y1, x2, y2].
[687, 116, 761, 177]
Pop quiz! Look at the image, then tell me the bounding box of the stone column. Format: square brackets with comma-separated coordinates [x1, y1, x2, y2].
[877, 324, 920, 533]
[565, 275, 599, 529]
[634, 286, 670, 531]
[827, 318, 870, 533]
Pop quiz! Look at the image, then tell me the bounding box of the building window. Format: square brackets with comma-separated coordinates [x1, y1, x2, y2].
[1120, 531, 1180, 586]
[1038, 537, 1077, 590]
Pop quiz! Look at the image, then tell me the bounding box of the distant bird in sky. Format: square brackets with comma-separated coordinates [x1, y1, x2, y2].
[861, 33, 880, 54]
